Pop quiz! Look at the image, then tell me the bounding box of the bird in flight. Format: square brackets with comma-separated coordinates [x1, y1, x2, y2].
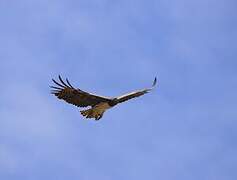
[51, 75, 157, 120]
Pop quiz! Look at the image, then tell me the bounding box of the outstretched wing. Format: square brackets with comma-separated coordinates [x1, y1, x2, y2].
[50, 75, 112, 107]
[116, 77, 157, 104]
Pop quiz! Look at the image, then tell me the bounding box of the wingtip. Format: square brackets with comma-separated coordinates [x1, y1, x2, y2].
[152, 77, 157, 87]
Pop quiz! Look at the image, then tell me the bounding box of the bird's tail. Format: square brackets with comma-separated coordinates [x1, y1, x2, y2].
[80, 109, 93, 118]
[80, 109, 103, 120]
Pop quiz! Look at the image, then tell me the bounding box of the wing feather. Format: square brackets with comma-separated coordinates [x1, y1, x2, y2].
[116, 77, 157, 103]
[52, 78, 66, 88]
[66, 78, 74, 88]
[58, 75, 70, 88]
[51, 76, 112, 107]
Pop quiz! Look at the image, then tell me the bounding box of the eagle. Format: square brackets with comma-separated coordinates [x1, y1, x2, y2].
[50, 75, 157, 120]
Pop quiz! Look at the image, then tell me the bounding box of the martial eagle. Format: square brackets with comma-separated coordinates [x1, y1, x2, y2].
[51, 75, 157, 120]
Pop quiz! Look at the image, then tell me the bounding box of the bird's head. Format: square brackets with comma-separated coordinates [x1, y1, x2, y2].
[108, 98, 118, 107]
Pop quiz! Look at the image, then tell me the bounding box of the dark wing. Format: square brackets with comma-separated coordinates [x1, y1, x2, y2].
[50, 75, 112, 107]
[116, 77, 157, 104]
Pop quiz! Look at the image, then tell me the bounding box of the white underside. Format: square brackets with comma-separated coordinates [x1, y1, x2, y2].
[93, 102, 111, 114]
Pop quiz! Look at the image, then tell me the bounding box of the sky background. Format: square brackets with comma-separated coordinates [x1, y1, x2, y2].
[0, 0, 237, 179]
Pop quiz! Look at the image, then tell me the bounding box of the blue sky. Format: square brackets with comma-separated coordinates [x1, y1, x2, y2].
[0, 0, 236, 179]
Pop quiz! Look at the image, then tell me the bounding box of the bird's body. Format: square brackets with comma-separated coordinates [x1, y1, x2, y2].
[51, 76, 157, 120]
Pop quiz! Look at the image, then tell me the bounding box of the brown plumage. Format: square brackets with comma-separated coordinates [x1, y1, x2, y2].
[51, 75, 157, 120]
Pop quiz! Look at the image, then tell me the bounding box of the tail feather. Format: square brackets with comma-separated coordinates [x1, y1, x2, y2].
[80, 109, 103, 120]
[80, 109, 92, 118]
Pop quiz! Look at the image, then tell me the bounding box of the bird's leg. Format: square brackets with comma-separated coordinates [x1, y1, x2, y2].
[95, 114, 103, 121]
